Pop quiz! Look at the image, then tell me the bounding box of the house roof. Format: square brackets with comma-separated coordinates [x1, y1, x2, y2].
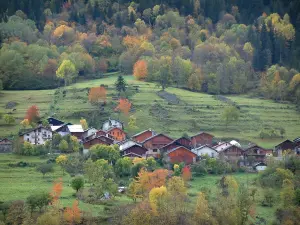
[192, 144, 218, 152]
[83, 135, 114, 144]
[142, 133, 173, 144]
[253, 162, 267, 167]
[244, 143, 266, 151]
[167, 146, 197, 156]
[47, 117, 65, 124]
[132, 129, 155, 138]
[274, 140, 295, 148]
[120, 143, 147, 152]
[213, 142, 243, 152]
[67, 125, 84, 133]
[0, 138, 12, 144]
[20, 126, 52, 136]
[123, 152, 144, 158]
[190, 132, 214, 138]
[160, 137, 191, 150]
[107, 126, 126, 134]
[51, 125, 64, 131]
[293, 137, 300, 143]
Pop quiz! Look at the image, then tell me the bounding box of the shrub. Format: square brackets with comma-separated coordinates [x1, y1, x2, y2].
[26, 191, 52, 213]
[36, 163, 54, 178]
[191, 163, 207, 177]
[261, 189, 276, 207]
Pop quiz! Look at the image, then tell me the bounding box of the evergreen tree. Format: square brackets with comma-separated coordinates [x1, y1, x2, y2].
[115, 75, 127, 96]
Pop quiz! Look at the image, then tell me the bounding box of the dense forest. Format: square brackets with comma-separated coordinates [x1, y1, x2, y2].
[0, 0, 300, 106]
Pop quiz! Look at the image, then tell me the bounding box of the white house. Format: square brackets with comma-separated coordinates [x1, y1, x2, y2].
[102, 118, 123, 131]
[253, 162, 267, 172]
[82, 128, 98, 140]
[192, 145, 219, 158]
[21, 126, 52, 145]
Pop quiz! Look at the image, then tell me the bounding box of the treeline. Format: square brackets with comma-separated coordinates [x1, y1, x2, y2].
[0, 0, 300, 105]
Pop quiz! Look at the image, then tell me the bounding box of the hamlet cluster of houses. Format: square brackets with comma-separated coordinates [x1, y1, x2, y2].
[1, 117, 300, 170]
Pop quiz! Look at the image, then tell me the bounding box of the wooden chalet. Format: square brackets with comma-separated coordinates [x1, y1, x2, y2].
[83, 135, 114, 149]
[132, 129, 156, 143]
[274, 140, 297, 157]
[244, 144, 273, 165]
[167, 146, 197, 164]
[142, 133, 174, 157]
[107, 127, 126, 142]
[120, 143, 148, 158]
[191, 132, 214, 148]
[214, 142, 243, 162]
[0, 138, 12, 153]
[160, 137, 192, 154]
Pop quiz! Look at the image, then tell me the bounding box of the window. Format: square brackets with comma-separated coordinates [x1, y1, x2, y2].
[27, 134, 29, 136]
[153, 149, 158, 153]
[212, 152, 214, 158]
[27, 138, 29, 141]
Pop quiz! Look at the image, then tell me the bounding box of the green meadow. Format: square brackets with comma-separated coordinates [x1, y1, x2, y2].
[0, 74, 300, 148]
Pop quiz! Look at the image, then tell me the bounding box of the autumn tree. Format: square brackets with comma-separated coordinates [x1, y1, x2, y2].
[80, 118, 88, 130]
[115, 98, 132, 116]
[182, 166, 192, 182]
[194, 192, 213, 224]
[133, 60, 148, 80]
[51, 179, 63, 203]
[56, 154, 67, 175]
[280, 179, 295, 207]
[56, 59, 77, 86]
[63, 200, 81, 224]
[20, 119, 30, 128]
[149, 186, 167, 213]
[25, 105, 40, 124]
[88, 86, 107, 104]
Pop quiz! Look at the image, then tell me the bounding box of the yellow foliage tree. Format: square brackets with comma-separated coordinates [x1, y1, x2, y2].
[20, 119, 30, 128]
[149, 186, 167, 213]
[194, 192, 212, 223]
[56, 155, 67, 175]
[80, 118, 88, 130]
[167, 176, 186, 196]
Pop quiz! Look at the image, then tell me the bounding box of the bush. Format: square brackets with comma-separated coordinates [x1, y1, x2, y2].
[36, 163, 54, 177]
[261, 189, 276, 207]
[26, 191, 52, 213]
[191, 163, 207, 176]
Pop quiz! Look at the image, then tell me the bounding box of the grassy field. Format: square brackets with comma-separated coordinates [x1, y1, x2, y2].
[0, 153, 131, 217]
[0, 74, 300, 148]
[0, 153, 278, 222]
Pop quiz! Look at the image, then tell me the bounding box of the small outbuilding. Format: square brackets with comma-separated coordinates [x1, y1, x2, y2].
[253, 162, 267, 172]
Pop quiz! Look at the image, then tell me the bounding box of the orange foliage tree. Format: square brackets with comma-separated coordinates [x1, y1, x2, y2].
[133, 60, 148, 80]
[63, 200, 81, 224]
[51, 178, 63, 204]
[115, 98, 132, 116]
[182, 166, 192, 182]
[132, 168, 169, 197]
[25, 105, 40, 123]
[88, 86, 107, 104]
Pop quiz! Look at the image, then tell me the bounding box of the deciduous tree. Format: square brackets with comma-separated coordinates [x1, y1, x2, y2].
[115, 98, 132, 116]
[88, 86, 107, 104]
[56, 59, 77, 86]
[71, 176, 84, 193]
[25, 105, 40, 124]
[133, 60, 148, 80]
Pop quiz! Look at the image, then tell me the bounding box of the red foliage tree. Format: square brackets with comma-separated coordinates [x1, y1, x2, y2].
[25, 105, 40, 123]
[115, 98, 132, 115]
[88, 86, 107, 103]
[182, 166, 192, 182]
[51, 178, 63, 204]
[63, 200, 81, 224]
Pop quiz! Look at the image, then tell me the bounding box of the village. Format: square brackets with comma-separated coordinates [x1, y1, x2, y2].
[1, 116, 299, 172]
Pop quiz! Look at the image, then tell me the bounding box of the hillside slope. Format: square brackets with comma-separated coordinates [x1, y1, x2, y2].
[0, 75, 299, 148]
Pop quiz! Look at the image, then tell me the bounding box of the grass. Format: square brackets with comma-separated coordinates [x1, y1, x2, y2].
[0, 153, 131, 217]
[189, 173, 279, 223]
[1, 73, 300, 148]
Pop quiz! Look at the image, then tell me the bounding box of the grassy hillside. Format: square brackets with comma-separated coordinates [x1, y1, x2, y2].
[0, 74, 299, 148]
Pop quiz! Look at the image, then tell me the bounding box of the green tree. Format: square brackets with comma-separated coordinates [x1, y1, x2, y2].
[4, 114, 15, 124]
[26, 192, 52, 214]
[36, 163, 54, 178]
[90, 144, 120, 164]
[115, 75, 127, 96]
[59, 140, 68, 152]
[71, 176, 84, 193]
[115, 157, 132, 177]
[56, 59, 77, 86]
[221, 106, 240, 129]
[280, 179, 295, 207]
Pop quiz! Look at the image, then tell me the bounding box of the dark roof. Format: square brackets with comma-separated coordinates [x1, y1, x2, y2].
[190, 132, 214, 138]
[293, 137, 300, 143]
[47, 117, 65, 125]
[120, 144, 147, 152]
[274, 140, 295, 148]
[160, 137, 191, 150]
[142, 133, 173, 144]
[167, 146, 197, 156]
[0, 138, 12, 144]
[244, 143, 266, 151]
[83, 135, 114, 144]
[132, 129, 155, 138]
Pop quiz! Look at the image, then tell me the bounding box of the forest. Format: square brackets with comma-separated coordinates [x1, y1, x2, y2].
[0, 0, 300, 106]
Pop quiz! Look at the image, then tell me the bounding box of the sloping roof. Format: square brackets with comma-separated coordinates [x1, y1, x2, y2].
[160, 137, 191, 150]
[107, 126, 126, 133]
[83, 135, 114, 144]
[191, 132, 214, 138]
[293, 137, 300, 143]
[274, 140, 295, 148]
[192, 144, 218, 152]
[244, 143, 266, 151]
[20, 126, 52, 136]
[123, 152, 144, 157]
[142, 133, 173, 144]
[132, 129, 155, 138]
[47, 117, 65, 125]
[167, 146, 197, 156]
[51, 125, 64, 131]
[120, 143, 147, 152]
[67, 125, 84, 133]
